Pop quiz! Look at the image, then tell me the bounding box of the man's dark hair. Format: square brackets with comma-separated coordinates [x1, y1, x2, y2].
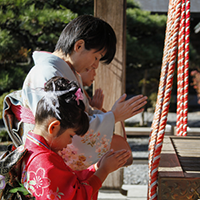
[55, 15, 117, 64]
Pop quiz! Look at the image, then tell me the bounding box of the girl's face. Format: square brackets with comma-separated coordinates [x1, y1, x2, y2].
[50, 128, 76, 153]
[80, 67, 96, 87]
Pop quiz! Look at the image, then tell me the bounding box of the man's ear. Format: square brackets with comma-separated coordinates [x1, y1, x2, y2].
[74, 39, 85, 52]
[48, 120, 60, 135]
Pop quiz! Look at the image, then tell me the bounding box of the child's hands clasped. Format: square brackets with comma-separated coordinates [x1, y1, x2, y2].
[99, 149, 131, 173]
[94, 149, 131, 183]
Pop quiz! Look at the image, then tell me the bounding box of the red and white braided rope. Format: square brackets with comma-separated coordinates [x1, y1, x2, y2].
[177, 0, 186, 136]
[176, 0, 190, 136]
[147, 0, 190, 199]
[148, 4, 175, 198]
[183, 0, 190, 136]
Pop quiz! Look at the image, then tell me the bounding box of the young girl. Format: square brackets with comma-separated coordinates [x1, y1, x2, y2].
[21, 76, 131, 200]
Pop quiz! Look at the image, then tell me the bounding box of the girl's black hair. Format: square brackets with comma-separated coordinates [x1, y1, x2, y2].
[35, 76, 89, 136]
[55, 15, 117, 64]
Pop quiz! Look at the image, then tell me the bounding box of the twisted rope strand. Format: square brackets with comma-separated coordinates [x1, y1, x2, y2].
[148, 0, 183, 199]
[176, 0, 185, 136]
[147, 1, 176, 197]
[183, 0, 190, 136]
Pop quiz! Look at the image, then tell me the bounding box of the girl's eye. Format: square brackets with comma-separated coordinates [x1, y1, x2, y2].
[70, 135, 73, 138]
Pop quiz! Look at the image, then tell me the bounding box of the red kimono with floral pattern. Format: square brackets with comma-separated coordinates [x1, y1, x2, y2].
[21, 131, 101, 200]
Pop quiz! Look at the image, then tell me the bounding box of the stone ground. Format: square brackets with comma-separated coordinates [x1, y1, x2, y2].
[124, 137, 149, 185]
[98, 136, 149, 200]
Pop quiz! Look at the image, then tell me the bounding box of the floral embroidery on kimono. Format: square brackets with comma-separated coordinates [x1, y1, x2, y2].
[58, 144, 92, 171]
[47, 188, 64, 200]
[27, 168, 51, 197]
[81, 131, 111, 157]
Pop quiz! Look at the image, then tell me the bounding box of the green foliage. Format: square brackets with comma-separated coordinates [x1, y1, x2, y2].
[126, 7, 167, 68]
[0, 90, 15, 119]
[0, 129, 9, 142]
[58, 0, 94, 15]
[126, 1, 167, 97]
[0, 62, 29, 94]
[149, 92, 158, 108]
[9, 182, 30, 195]
[127, 0, 140, 9]
[0, 0, 78, 54]
[0, 0, 82, 95]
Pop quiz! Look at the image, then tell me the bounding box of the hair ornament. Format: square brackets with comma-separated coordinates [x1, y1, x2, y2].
[42, 83, 62, 119]
[32, 80, 84, 119]
[47, 83, 84, 117]
[75, 88, 84, 105]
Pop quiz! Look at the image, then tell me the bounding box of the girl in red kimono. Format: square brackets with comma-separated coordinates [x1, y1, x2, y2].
[21, 76, 131, 200]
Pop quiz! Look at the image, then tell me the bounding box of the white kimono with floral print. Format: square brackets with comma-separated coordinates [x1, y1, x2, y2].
[21, 51, 114, 170]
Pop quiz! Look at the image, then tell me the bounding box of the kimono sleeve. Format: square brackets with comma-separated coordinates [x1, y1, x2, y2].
[87, 104, 104, 116]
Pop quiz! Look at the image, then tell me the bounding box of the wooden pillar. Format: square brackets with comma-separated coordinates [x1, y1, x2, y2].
[94, 0, 127, 190]
[94, 0, 126, 136]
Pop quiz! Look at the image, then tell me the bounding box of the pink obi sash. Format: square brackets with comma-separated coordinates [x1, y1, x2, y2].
[11, 104, 35, 124]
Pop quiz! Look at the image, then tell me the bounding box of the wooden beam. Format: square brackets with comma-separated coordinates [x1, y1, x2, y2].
[94, 0, 127, 190]
[94, 0, 126, 136]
